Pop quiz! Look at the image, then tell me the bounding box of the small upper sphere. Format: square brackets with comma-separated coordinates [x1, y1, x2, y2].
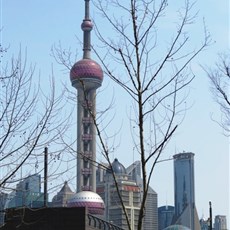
[81, 19, 93, 32]
[67, 191, 105, 215]
[70, 59, 103, 90]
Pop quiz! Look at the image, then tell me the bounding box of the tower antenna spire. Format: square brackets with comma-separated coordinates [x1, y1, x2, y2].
[82, 0, 93, 59]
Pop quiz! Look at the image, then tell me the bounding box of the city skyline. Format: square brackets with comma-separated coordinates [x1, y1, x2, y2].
[1, 0, 229, 226]
[2, 157, 228, 229]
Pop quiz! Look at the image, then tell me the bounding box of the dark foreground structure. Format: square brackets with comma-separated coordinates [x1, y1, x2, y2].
[1, 207, 123, 230]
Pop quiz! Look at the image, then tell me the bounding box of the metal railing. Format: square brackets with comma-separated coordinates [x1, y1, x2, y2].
[88, 214, 124, 230]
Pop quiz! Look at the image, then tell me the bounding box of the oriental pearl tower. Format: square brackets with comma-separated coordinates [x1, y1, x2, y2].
[67, 0, 104, 215]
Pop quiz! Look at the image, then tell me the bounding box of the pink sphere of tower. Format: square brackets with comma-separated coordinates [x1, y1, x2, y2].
[67, 191, 105, 215]
[70, 59, 103, 90]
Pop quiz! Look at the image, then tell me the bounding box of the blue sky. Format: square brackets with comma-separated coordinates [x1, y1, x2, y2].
[1, 0, 229, 225]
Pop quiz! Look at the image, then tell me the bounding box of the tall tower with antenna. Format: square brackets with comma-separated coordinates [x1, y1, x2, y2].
[70, 0, 103, 193]
[67, 0, 105, 216]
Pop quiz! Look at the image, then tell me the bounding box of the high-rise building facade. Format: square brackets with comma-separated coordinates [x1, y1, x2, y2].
[214, 215, 227, 230]
[97, 159, 141, 229]
[7, 174, 44, 209]
[126, 161, 158, 230]
[158, 205, 175, 230]
[173, 152, 200, 230]
[97, 159, 158, 230]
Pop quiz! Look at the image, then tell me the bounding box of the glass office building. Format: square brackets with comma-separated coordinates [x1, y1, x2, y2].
[173, 152, 200, 230]
[173, 152, 195, 218]
[7, 174, 44, 208]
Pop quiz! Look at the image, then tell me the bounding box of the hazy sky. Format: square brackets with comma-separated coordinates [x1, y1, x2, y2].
[1, 0, 229, 226]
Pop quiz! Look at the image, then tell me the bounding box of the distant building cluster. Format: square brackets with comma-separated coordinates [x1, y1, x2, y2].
[214, 215, 228, 230]
[0, 153, 228, 230]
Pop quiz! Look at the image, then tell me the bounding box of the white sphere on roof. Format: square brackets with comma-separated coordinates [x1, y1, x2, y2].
[67, 191, 105, 215]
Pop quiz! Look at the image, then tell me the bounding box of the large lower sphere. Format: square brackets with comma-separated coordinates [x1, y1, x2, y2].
[67, 191, 105, 215]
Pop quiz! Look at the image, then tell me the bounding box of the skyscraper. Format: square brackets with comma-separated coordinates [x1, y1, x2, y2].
[97, 159, 158, 230]
[70, 0, 103, 193]
[97, 159, 141, 229]
[126, 161, 158, 230]
[6, 174, 44, 209]
[173, 152, 200, 230]
[67, 0, 105, 215]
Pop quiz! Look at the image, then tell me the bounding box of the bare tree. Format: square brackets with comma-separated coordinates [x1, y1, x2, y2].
[0, 49, 74, 193]
[89, 0, 211, 229]
[205, 52, 230, 135]
[53, 0, 210, 229]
